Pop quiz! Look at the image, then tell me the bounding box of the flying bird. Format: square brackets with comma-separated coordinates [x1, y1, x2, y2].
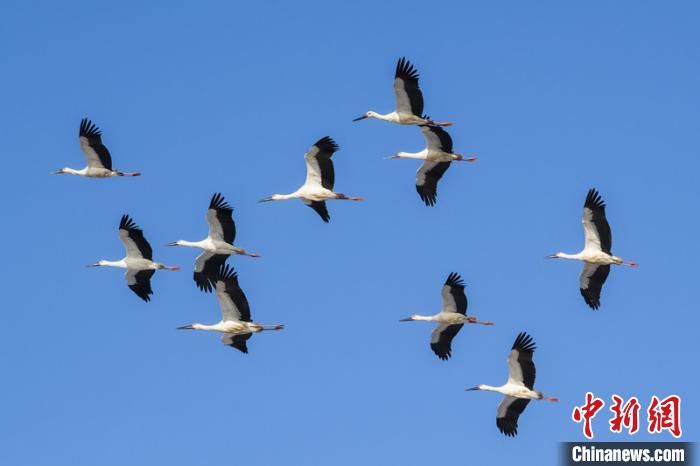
[353, 57, 452, 127]
[258, 136, 363, 222]
[465, 332, 559, 437]
[88, 215, 179, 302]
[51, 118, 140, 178]
[546, 188, 638, 309]
[386, 124, 477, 206]
[166, 193, 260, 292]
[177, 264, 284, 353]
[399, 272, 494, 360]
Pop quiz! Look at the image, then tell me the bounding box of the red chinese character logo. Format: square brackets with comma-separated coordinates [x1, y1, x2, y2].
[572, 392, 605, 439]
[609, 394, 640, 434]
[648, 395, 682, 438]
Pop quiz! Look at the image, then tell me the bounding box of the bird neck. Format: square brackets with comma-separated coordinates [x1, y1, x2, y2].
[555, 252, 583, 260]
[370, 111, 398, 122]
[396, 151, 427, 160]
[192, 323, 219, 331]
[412, 315, 435, 321]
[64, 167, 87, 176]
[478, 384, 503, 393]
[176, 239, 208, 249]
[100, 259, 127, 268]
[275, 193, 300, 200]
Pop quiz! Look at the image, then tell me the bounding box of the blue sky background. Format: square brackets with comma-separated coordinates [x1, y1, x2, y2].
[1, 1, 698, 464]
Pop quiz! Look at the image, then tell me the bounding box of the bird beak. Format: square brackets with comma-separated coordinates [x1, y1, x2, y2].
[50, 170, 64, 174]
[164, 242, 178, 246]
[399, 317, 414, 322]
[86, 263, 101, 267]
[257, 197, 274, 203]
[384, 154, 400, 159]
[464, 386, 480, 391]
[545, 254, 558, 259]
[176, 325, 195, 330]
[352, 115, 368, 122]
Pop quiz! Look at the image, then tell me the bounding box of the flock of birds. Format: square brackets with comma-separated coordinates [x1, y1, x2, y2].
[51, 57, 637, 437]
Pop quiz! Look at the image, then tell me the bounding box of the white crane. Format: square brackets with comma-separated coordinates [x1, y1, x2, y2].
[51, 118, 140, 178]
[166, 193, 260, 292]
[258, 136, 363, 222]
[400, 272, 494, 360]
[546, 188, 638, 309]
[177, 264, 284, 353]
[353, 57, 452, 127]
[88, 215, 179, 301]
[465, 332, 559, 437]
[386, 124, 477, 206]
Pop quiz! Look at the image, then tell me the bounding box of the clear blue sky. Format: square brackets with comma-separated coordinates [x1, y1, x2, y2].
[1, 1, 697, 464]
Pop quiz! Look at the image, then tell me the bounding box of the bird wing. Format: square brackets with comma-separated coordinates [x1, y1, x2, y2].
[207, 193, 236, 244]
[582, 188, 612, 254]
[193, 252, 228, 292]
[125, 269, 155, 302]
[118, 215, 153, 260]
[394, 57, 424, 117]
[304, 136, 338, 190]
[579, 263, 610, 310]
[79, 118, 112, 170]
[416, 161, 451, 206]
[420, 125, 453, 153]
[440, 272, 468, 315]
[430, 323, 464, 361]
[496, 397, 531, 437]
[304, 200, 330, 223]
[214, 265, 251, 322]
[506, 332, 537, 389]
[221, 333, 252, 354]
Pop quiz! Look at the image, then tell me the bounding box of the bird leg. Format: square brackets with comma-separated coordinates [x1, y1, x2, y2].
[261, 324, 285, 331]
[163, 265, 181, 271]
[335, 193, 365, 201]
[117, 171, 141, 177]
[623, 262, 639, 267]
[242, 250, 262, 258]
[543, 396, 559, 402]
[455, 155, 478, 162]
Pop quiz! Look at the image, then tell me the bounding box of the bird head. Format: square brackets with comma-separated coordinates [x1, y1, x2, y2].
[464, 385, 485, 392]
[164, 241, 181, 247]
[352, 111, 376, 121]
[545, 252, 563, 259]
[86, 260, 107, 267]
[50, 168, 67, 175]
[399, 315, 417, 322]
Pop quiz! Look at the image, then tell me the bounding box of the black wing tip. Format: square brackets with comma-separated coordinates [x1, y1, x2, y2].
[314, 136, 339, 154]
[395, 57, 419, 81]
[585, 188, 606, 210]
[119, 214, 141, 232]
[497, 419, 518, 437]
[445, 272, 465, 288]
[430, 344, 451, 361]
[215, 263, 238, 283]
[416, 186, 437, 206]
[193, 272, 215, 293]
[79, 118, 102, 138]
[209, 192, 233, 212]
[512, 332, 536, 353]
[581, 290, 601, 310]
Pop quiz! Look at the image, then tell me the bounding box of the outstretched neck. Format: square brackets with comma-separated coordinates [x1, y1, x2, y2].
[554, 252, 583, 260]
[175, 239, 208, 248]
[394, 151, 427, 160]
[100, 259, 127, 268]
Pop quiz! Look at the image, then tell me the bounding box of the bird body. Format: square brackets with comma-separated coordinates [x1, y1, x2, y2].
[387, 125, 476, 206]
[400, 273, 493, 360]
[167, 193, 259, 292]
[259, 136, 363, 222]
[89, 215, 179, 302]
[546, 188, 637, 309]
[177, 264, 283, 353]
[353, 58, 451, 127]
[465, 332, 558, 437]
[51, 118, 140, 178]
